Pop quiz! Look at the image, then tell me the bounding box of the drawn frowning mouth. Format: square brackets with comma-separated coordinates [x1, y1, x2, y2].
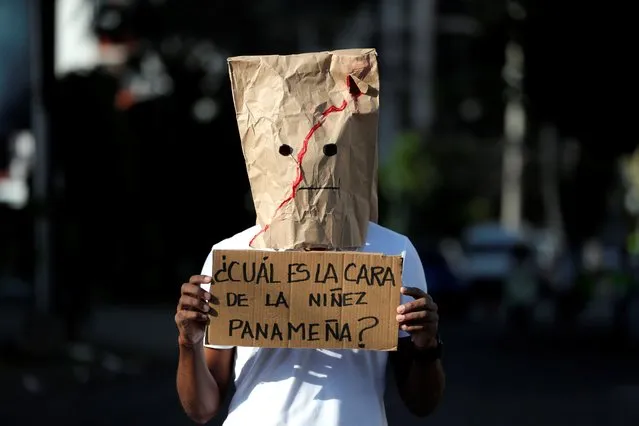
[299, 186, 340, 190]
[299, 177, 341, 191]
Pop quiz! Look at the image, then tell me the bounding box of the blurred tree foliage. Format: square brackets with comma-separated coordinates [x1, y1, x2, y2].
[380, 132, 439, 204]
[417, 0, 632, 248]
[415, 133, 502, 238]
[379, 130, 502, 239]
[523, 0, 633, 246]
[379, 132, 439, 234]
[621, 151, 639, 211]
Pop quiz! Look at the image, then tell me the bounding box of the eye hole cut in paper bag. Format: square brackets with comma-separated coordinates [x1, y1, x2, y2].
[228, 48, 380, 250]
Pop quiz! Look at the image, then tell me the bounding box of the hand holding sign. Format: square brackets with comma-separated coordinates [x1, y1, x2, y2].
[396, 287, 439, 349]
[175, 275, 218, 347]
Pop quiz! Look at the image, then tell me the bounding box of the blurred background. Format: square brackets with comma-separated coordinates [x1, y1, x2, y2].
[0, 0, 637, 425]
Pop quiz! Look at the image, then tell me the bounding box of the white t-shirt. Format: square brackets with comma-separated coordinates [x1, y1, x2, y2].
[200, 222, 428, 426]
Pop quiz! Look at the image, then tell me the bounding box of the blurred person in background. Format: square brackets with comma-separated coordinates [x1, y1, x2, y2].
[51, 0, 140, 342]
[502, 244, 540, 334]
[0, 0, 30, 147]
[0, 0, 32, 305]
[576, 241, 635, 335]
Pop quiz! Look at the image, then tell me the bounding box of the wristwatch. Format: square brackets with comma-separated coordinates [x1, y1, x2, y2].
[413, 335, 443, 364]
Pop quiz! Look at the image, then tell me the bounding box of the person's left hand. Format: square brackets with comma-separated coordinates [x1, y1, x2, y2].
[396, 287, 439, 349]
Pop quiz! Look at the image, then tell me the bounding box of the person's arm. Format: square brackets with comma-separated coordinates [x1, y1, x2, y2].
[390, 337, 445, 417]
[177, 344, 235, 424]
[390, 238, 445, 416]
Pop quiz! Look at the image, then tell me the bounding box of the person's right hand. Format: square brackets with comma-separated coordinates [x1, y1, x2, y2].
[175, 275, 216, 347]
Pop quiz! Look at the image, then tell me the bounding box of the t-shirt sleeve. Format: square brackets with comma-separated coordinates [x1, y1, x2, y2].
[200, 249, 235, 350]
[399, 237, 429, 339]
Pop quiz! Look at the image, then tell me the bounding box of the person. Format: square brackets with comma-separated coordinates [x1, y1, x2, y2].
[175, 222, 445, 425]
[174, 48, 445, 425]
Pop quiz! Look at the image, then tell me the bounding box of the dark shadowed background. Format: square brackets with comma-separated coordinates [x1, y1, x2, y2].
[1, 1, 636, 425]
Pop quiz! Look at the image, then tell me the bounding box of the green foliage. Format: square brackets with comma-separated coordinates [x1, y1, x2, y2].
[378, 132, 440, 235]
[381, 132, 502, 238]
[466, 196, 493, 223]
[379, 132, 439, 203]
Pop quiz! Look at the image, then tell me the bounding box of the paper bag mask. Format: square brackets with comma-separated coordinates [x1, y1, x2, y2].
[228, 48, 380, 250]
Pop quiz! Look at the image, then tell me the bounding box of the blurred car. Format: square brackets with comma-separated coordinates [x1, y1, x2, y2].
[460, 222, 527, 280]
[458, 222, 537, 319]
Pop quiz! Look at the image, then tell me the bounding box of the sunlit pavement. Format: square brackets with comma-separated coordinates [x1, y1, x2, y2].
[1, 313, 639, 426]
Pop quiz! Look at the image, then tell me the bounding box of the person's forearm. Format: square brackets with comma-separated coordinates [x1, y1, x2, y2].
[400, 359, 445, 416]
[176, 343, 221, 424]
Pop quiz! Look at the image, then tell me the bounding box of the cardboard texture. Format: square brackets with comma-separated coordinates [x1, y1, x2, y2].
[206, 249, 402, 350]
[228, 49, 380, 250]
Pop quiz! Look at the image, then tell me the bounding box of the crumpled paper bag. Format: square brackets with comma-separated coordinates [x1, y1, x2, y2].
[228, 48, 380, 250]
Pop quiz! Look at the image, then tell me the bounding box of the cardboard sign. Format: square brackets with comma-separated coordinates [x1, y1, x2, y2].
[206, 249, 402, 351]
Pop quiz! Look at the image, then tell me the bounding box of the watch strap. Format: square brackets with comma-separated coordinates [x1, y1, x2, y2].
[413, 335, 443, 364]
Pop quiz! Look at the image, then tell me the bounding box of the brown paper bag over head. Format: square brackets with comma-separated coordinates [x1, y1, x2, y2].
[228, 48, 380, 250]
